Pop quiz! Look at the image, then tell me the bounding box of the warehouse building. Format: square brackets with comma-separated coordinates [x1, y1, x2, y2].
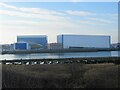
[57, 34, 111, 48]
[17, 35, 48, 49]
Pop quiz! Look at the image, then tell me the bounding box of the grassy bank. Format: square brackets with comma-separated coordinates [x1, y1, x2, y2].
[2, 63, 120, 88]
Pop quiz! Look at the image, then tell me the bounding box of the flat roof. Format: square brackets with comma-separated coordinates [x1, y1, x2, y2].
[57, 34, 110, 37]
[17, 35, 47, 38]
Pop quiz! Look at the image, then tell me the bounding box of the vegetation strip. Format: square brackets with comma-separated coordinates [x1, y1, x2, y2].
[1, 48, 119, 54]
[1, 56, 120, 65]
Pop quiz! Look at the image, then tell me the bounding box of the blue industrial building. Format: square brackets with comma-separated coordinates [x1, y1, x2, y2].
[14, 42, 29, 50]
[17, 35, 48, 49]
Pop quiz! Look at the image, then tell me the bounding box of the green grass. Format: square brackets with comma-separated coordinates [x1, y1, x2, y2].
[2, 63, 120, 88]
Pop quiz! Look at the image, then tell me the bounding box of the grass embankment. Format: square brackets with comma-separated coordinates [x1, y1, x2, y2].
[2, 63, 120, 88]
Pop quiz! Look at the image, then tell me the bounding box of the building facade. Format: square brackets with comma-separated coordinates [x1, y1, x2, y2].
[14, 42, 29, 50]
[57, 34, 111, 48]
[48, 43, 63, 49]
[111, 43, 120, 48]
[17, 35, 48, 49]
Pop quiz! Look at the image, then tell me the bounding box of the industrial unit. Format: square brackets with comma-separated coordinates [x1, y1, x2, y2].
[48, 43, 63, 49]
[57, 34, 111, 48]
[17, 35, 48, 49]
[14, 42, 29, 50]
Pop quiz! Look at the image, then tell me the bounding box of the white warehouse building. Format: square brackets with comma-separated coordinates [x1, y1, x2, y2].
[57, 34, 111, 48]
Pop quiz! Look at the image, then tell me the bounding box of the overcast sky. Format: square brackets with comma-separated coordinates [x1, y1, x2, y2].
[0, 2, 118, 44]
